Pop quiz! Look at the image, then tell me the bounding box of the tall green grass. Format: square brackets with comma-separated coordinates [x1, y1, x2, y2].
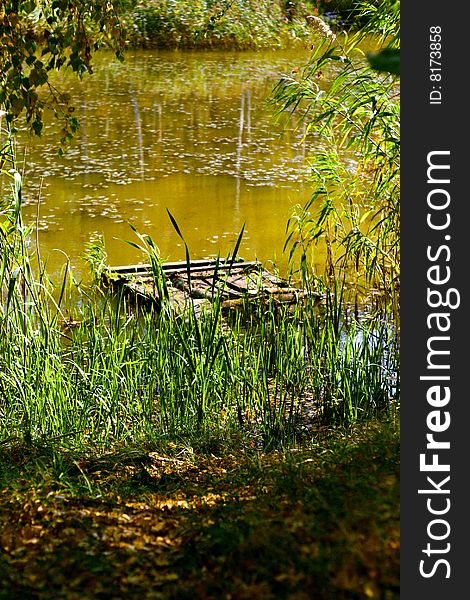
[1, 257, 399, 451]
[1, 297, 399, 448]
[1, 149, 398, 452]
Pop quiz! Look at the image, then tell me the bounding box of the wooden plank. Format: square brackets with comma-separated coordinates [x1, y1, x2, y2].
[161, 261, 262, 276]
[105, 257, 249, 276]
[223, 278, 261, 297]
[170, 275, 215, 300]
[187, 277, 228, 296]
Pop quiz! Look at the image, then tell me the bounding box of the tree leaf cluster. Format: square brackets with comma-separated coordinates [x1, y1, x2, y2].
[0, 1, 126, 140]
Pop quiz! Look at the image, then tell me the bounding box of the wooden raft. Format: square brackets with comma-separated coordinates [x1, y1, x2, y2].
[102, 258, 304, 316]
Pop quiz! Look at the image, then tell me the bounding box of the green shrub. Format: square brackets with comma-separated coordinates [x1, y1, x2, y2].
[128, 0, 311, 48]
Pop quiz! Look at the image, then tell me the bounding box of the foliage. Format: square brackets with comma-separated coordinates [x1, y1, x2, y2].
[0, 0, 126, 140]
[0, 128, 37, 329]
[313, 0, 395, 25]
[350, 0, 399, 41]
[273, 0, 400, 309]
[126, 0, 314, 49]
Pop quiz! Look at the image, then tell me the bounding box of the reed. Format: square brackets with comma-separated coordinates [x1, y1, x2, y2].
[1, 233, 399, 451]
[273, 0, 400, 314]
[1, 142, 398, 452]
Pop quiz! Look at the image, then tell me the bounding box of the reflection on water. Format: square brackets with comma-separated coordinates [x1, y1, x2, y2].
[17, 48, 325, 279]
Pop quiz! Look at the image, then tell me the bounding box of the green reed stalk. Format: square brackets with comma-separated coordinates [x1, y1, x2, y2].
[1, 195, 399, 450]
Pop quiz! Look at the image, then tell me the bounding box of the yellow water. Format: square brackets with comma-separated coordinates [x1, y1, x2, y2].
[15, 48, 330, 281]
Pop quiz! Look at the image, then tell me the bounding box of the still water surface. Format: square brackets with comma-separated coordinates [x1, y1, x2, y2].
[18, 48, 323, 280]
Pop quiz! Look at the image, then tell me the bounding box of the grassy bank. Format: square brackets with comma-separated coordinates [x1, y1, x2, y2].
[121, 1, 385, 50]
[0, 268, 399, 449]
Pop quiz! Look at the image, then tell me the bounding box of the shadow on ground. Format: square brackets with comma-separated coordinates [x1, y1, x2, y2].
[0, 421, 399, 599]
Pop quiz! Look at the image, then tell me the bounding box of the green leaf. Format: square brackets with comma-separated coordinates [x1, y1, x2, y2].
[6, 267, 21, 312]
[166, 209, 184, 241]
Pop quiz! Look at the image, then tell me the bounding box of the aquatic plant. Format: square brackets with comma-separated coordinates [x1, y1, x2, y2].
[274, 0, 400, 312]
[1, 185, 399, 450]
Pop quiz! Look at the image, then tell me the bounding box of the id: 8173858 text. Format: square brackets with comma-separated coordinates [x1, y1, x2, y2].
[429, 26, 442, 105]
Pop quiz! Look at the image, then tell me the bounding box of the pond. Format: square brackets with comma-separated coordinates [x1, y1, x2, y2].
[16, 47, 326, 281]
